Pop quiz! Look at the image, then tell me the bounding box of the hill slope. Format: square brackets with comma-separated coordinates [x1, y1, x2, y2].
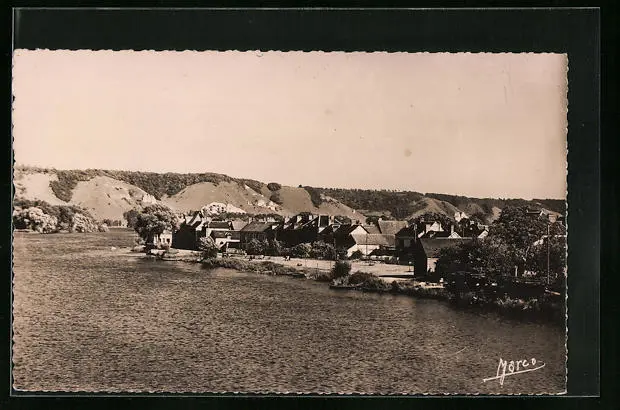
[13, 166, 564, 223]
[13, 167, 363, 221]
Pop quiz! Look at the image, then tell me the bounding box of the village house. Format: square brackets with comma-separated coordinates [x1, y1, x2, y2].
[378, 220, 408, 236]
[329, 223, 369, 249]
[345, 233, 396, 258]
[454, 211, 468, 223]
[412, 238, 472, 277]
[172, 213, 248, 251]
[150, 229, 173, 248]
[239, 221, 280, 249]
[278, 214, 333, 247]
[363, 224, 381, 234]
[172, 211, 206, 250]
[210, 230, 242, 252]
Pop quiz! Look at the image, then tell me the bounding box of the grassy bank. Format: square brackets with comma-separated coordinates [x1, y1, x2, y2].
[200, 257, 317, 278]
[152, 253, 563, 324]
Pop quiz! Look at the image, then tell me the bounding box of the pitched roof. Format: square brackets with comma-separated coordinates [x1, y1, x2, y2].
[240, 221, 276, 232]
[350, 234, 396, 247]
[207, 221, 232, 230]
[419, 238, 472, 258]
[378, 220, 408, 235]
[363, 224, 381, 234]
[231, 221, 247, 231]
[334, 224, 368, 236]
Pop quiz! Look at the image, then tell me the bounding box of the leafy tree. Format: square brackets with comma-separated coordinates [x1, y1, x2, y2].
[133, 204, 178, 244]
[409, 212, 454, 232]
[269, 191, 283, 205]
[198, 236, 219, 259]
[310, 241, 337, 260]
[303, 186, 323, 207]
[490, 206, 549, 259]
[123, 208, 140, 228]
[13, 207, 58, 233]
[290, 243, 312, 258]
[266, 239, 284, 256]
[435, 238, 515, 279]
[246, 238, 269, 255]
[525, 236, 566, 284]
[330, 260, 352, 279]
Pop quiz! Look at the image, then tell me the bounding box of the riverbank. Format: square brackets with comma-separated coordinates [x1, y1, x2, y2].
[154, 253, 563, 325]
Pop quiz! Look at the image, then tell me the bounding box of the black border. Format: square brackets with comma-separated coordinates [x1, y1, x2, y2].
[3, 5, 610, 410]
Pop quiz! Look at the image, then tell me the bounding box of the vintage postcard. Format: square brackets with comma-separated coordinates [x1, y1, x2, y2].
[12, 50, 568, 394]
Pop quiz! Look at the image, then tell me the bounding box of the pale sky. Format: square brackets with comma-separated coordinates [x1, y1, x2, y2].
[12, 50, 567, 199]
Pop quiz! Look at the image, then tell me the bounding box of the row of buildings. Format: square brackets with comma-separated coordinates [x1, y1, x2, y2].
[154, 210, 500, 275]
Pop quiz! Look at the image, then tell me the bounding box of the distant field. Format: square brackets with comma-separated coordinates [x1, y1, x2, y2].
[228, 255, 414, 277]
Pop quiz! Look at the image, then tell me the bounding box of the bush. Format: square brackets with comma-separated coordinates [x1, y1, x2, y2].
[269, 192, 283, 205]
[267, 182, 282, 192]
[349, 250, 363, 260]
[266, 239, 284, 256]
[246, 238, 269, 255]
[331, 260, 351, 279]
[199, 236, 219, 259]
[303, 186, 323, 207]
[348, 270, 374, 285]
[361, 276, 391, 291]
[290, 243, 312, 258]
[310, 241, 337, 260]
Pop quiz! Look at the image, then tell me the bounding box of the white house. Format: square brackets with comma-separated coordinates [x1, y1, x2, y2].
[454, 211, 468, 223]
[347, 234, 395, 257]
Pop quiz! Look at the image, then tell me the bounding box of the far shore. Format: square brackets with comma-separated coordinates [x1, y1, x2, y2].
[115, 246, 564, 325]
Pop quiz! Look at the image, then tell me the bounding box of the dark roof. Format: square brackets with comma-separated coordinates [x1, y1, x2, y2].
[334, 224, 368, 236]
[350, 234, 396, 247]
[378, 220, 408, 235]
[396, 226, 417, 237]
[419, 230, 451, 239]
[240, 221, 276, 232]
[419, 238, 472, 258]
[208, 221, 232, 230]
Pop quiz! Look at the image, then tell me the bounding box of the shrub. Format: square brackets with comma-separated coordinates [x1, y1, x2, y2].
[267, 182, 282, 192]
[269, 192, 283, 205]
[199, 236, 219, 259]
[360, 276, 391, 292]
[238, 179, 264, 194]
[349, 250, 364, 260]
[266, 239, 284, 256]
[331, 260, 352, 279]
[347, 270, 374, 285]
[310, 241, 337, 260]
[290, 243, 312, 258]
[246, 238, 269, 255]
[303, 186, 323, 207]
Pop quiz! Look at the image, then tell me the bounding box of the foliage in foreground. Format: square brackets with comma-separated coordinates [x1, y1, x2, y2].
[13, 198, 105, 233]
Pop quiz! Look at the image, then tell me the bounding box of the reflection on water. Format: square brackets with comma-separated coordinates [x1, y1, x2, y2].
[12, 231, 566, 394]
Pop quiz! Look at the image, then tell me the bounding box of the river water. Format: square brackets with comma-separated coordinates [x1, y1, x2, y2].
[12, 230, 566, 394]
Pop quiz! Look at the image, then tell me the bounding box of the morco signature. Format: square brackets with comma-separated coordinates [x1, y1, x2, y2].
[483, 357, 546, 386]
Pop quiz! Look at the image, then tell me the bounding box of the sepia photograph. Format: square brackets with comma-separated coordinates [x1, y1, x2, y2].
[12, 49, 568, 395]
